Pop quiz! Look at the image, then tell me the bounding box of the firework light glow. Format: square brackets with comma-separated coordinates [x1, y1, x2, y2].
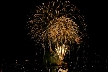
[26, 0, 88, 61]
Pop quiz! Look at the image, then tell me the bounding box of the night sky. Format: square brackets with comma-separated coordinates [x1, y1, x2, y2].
[1, 0, 108, 71]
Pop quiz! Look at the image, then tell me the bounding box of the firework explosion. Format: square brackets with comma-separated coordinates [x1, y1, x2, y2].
[26, 0, 88, 59]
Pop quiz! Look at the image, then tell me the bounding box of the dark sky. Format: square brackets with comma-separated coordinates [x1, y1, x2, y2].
[1, 0, 107, 60]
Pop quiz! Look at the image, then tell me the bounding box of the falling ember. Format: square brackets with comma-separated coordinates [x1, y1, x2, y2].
[26, 0, 88, 63]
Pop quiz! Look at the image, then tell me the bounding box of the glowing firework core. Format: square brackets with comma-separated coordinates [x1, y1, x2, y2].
[47, 16, 80, 60]
[55, 44, 67, 60]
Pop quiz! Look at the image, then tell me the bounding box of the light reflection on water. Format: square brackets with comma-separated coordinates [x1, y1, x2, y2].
[47, 65, 68, 72]
[44, 65, 81, 72]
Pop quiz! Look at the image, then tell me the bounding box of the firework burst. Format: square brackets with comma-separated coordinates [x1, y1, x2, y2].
[26, 0, 88, 55]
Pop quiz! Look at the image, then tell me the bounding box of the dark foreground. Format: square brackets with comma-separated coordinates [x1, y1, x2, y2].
[1, 59, 108, 72]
